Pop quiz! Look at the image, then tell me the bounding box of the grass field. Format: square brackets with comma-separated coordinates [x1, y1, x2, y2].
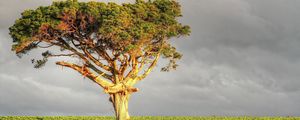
[0, 116, 299, 120]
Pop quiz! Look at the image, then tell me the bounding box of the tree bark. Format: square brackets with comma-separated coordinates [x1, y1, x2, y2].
[112, 93, 130, 120]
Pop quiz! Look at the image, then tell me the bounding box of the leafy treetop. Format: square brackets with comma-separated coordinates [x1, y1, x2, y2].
[9, 0, 190, 87]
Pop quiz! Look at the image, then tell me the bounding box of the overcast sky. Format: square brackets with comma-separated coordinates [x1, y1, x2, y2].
[1, 0, 300, 116]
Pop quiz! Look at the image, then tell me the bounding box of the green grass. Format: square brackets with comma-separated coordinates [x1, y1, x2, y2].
[0, 116, 299, 120]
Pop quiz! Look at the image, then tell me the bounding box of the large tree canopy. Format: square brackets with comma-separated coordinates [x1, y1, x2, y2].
[9, 0, 190, 119]
[10, 0, 190, 69]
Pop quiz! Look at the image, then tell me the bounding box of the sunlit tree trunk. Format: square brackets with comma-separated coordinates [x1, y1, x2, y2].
[112, 93, 130, 120]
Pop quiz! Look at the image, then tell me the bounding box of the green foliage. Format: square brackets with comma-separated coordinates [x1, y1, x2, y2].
[32, 58, 48, 68]
[0, 116, 299, 120]
[9, 0, 191, 70]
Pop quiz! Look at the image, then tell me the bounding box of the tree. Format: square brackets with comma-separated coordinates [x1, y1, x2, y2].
[9, 0, 190, 119]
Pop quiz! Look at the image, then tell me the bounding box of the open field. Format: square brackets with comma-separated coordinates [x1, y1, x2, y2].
[0, 116, 299, 120]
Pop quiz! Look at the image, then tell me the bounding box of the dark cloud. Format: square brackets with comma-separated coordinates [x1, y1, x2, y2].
[175, 0, 300, 93]
[0, 0, 300, 116]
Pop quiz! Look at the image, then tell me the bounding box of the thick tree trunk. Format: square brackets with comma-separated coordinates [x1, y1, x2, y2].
[112, 93, 130, 120]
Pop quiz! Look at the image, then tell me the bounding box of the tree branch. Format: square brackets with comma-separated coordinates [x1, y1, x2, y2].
[83, 47, 111, 72]
[87, 64, 112, 81]
[124, 55, 139, 81]
[104, 82, 138, 94]
[48, 53, 76, 57]
[136, 53, 160, 81]
[119, 54, 129, 77]
[56, 61, 113, 89]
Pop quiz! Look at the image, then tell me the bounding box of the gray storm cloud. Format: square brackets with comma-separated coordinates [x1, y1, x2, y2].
[0, 0, 299, 116]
